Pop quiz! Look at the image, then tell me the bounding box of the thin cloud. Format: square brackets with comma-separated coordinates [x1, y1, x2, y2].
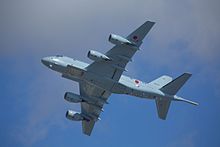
[1, 0, 219, 146]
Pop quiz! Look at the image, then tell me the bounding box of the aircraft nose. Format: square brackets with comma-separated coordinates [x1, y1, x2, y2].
[41, 57, 51, 66]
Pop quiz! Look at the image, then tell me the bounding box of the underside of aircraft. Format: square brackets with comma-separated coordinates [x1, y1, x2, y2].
[41, 21, 198, 136]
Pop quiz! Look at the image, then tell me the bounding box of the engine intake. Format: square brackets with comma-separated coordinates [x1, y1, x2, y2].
[87, 50, 111, 62]
[64, 92, 82, 103]
[66, 110, 84, 121]
[109, 34, 134, 46]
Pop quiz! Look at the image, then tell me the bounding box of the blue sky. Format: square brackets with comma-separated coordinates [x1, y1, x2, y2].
[1, 0, 220, 146]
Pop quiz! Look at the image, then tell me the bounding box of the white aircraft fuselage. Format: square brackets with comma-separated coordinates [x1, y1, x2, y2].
[41, 55, 188, 103]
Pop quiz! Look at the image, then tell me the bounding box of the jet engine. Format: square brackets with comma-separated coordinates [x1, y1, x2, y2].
[64, 92, 82, 103]
[87, 50, 111, 61]
[108, 34, 133, 46]
[66, 110, 84, 121]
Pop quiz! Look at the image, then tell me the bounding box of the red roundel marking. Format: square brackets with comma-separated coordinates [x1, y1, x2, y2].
[134, 79, 140, 87]
[135, 79, 140, 84]
[133, 35, 138, 40]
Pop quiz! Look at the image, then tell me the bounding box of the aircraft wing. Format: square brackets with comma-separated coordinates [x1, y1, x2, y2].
[79, 81, 111, 136]
[86, 21, 155, 81]
[80, 21, 155, 135]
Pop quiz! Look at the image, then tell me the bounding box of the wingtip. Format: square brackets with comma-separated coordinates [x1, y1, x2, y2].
[141, 21, 155, 27]
[184, 72, 192, 76]
[146, 20, 156, 24]
[147, 21, 156, 26]
[84, 132, 91, 136]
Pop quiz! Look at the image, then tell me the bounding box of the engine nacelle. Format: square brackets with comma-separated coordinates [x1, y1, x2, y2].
[109, 34, 133, 46]
[87, 50, 111, 62]
[64, 92, 82, 103]
[66, 110, 84, 121]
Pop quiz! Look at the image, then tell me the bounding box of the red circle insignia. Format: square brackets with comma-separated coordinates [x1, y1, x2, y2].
[135, 79, 139, 84]
[133, 35, 138, 40]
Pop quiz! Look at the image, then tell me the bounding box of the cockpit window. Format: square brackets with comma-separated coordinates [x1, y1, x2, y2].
[56, 55, 63, 57]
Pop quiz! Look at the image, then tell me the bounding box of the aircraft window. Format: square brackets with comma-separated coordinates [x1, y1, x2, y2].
[56, 55, 63, 57]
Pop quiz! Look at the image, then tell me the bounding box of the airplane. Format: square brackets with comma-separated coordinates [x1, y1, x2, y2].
[41, 21, 198, 136]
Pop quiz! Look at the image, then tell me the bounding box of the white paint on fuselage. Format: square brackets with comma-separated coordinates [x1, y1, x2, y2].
[43, 56, 167, 100]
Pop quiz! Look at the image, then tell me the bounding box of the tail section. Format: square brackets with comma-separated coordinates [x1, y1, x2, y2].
[155, 73, 198, 120]
[173, 96, 199, 106]
[126, 21, 155, 47]
[155, 98, 171, 120]
[148, 75, 173, 89]
[160, 73, 192, 95]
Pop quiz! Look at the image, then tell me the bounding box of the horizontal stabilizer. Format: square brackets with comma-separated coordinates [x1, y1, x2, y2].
[148, 75, 173, 89]
[155, 98, 171, 120]
[160, 73, 192, 95]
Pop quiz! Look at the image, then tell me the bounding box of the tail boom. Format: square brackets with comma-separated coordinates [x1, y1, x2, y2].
[173, 96, 199, 106]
